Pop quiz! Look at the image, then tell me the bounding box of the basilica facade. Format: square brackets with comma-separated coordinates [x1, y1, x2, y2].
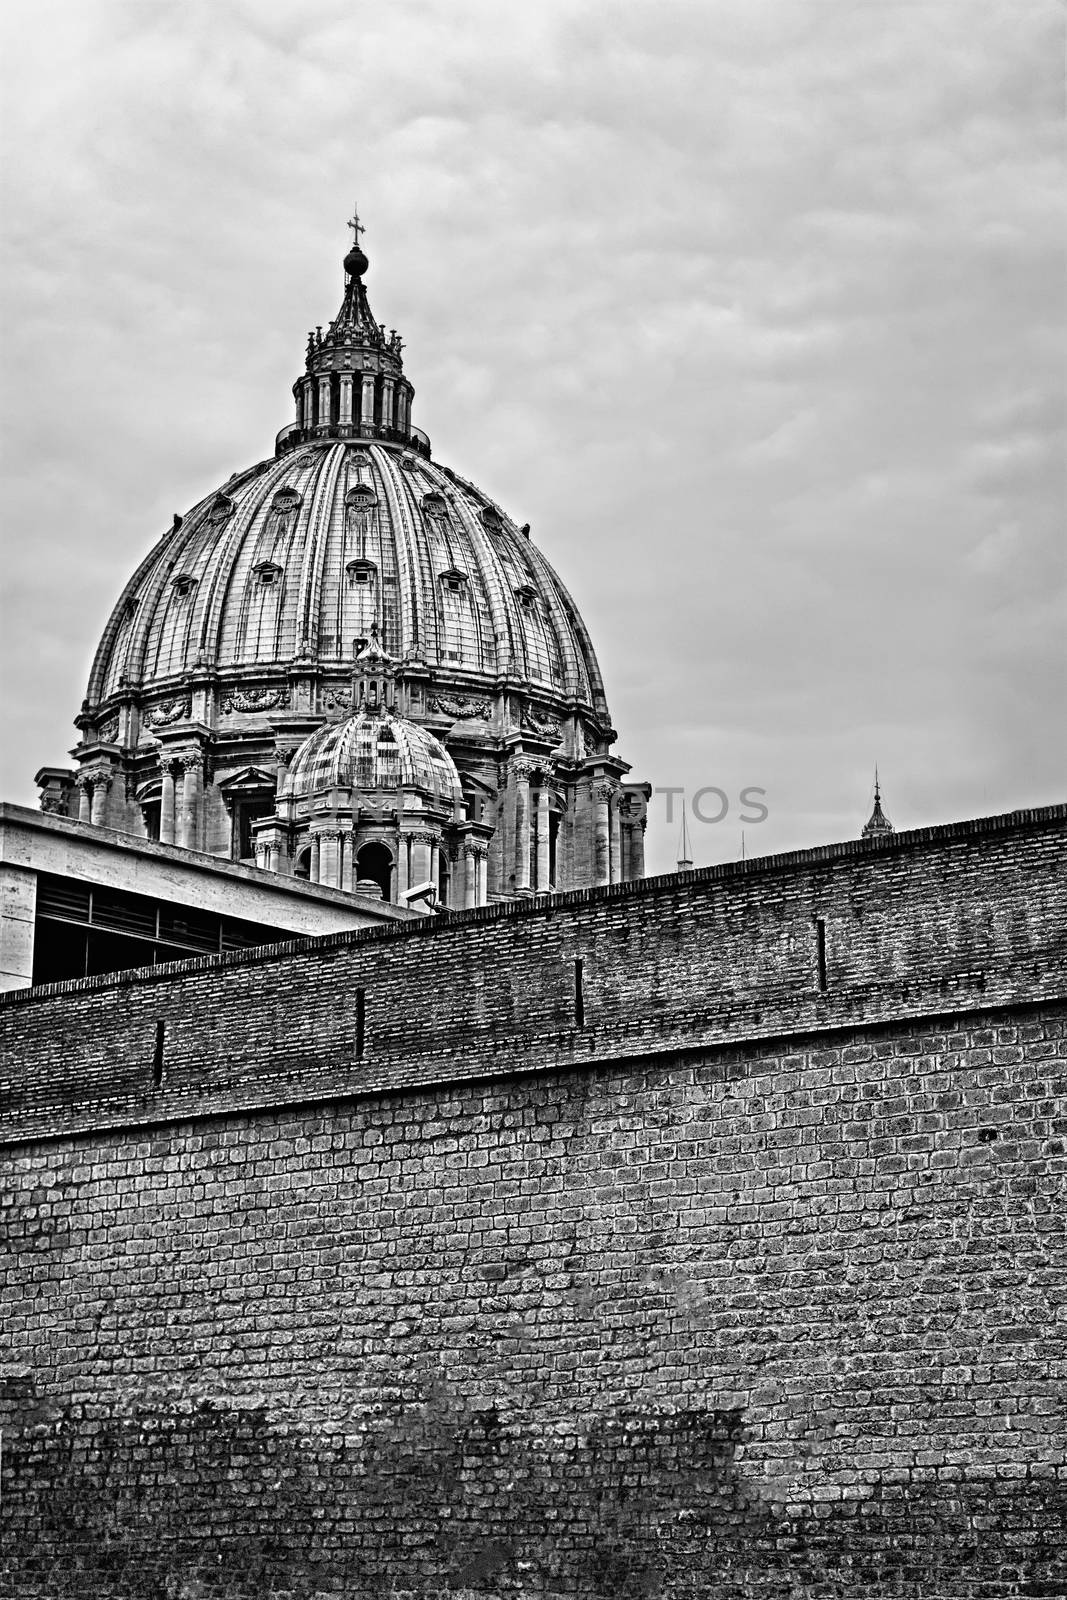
[40, 216, 649, 910]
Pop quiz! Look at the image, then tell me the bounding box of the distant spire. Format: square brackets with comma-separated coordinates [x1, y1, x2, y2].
[677, 808, 694, 870]
[862, 765, 895, 839]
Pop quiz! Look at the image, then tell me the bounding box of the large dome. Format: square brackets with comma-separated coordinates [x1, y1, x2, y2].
[52, 214, 649, 905]
[88, 440, 608, 716]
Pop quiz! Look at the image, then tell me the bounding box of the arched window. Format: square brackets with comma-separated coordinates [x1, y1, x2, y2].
[355, 841, 392, 900]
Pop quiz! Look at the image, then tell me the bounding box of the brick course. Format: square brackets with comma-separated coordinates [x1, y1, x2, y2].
[2, 806, 1065, 1597]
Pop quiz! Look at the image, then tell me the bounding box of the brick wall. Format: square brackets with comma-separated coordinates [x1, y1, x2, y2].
[2, 806, 1065, 1597]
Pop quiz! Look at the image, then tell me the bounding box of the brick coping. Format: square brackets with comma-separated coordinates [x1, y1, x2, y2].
[3, 801, 1063, 1010]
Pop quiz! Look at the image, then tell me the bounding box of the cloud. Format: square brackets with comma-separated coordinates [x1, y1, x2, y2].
[0, 0, 1062, 876]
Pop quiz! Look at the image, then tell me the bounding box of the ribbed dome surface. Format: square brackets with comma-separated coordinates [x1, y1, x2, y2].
[89, 441, 608, 717]
[284, 710, 461, 804]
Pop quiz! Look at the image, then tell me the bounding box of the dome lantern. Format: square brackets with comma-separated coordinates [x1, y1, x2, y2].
[284, 203, 420, 455]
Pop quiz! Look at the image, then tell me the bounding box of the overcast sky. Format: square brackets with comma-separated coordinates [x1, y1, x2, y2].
[1, 0, 1062, 877]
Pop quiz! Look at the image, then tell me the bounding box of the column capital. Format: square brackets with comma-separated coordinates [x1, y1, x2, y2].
[594, 779, 620, 803]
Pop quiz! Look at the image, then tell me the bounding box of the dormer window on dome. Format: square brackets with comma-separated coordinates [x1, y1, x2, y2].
[440, 569, 468, 594]
[207, 494, 234, 525]
[480, 506, 503, 532]
[171, 574, 197, 598]
[253, 561, 283, 587]
[346, 559, 377, 585]
[514, 584, 538, 609]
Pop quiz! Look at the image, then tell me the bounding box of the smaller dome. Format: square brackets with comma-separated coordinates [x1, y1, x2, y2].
[283, 709, 462, 807]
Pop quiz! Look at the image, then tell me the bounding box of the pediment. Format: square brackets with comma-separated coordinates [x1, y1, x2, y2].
[217, 766, 276, 794]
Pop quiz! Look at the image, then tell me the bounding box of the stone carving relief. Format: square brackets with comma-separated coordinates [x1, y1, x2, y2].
[143, 698, 190, 728]
[321, 685, 353, 714]
[221, 687, 290, 715]
[521, 707, 562, 741]
[95, 715, 120, 745]
[429, 695, 491, 720]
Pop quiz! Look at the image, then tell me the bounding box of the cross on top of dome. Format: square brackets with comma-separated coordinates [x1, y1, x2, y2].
[344, 201, 369, 279]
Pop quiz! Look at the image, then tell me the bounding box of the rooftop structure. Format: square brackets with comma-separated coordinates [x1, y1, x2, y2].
[43, 213, 650, 907]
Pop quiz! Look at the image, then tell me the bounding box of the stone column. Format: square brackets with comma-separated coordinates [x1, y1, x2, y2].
[396, 833, 410, 898]
[317, 376, 332, 428]
[302, 376, 315, 429]
[513, 761, 533, 892]
[89, 770, 111, 827]
[475, 844, 487, 907]
[593, 782, 612, 887]
[381, 376, 395, 431]
[536, 787, 551, 892]
[461, 845, 476, 910]
[410, 832, 433, 892]
[318, 831, 341, 889]
[76, 774, 92, 825]
[339, 374, 354, 426]
[309, 834, 321, 884]
[180, 753, 203, 850]
[160, 761, 177, 844]
[610, 792, 622, 885]
[341, 832, 356, 891]
[360, 373, 376, 428]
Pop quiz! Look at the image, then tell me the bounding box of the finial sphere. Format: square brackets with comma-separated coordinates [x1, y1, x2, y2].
[344, 244, 369, 278]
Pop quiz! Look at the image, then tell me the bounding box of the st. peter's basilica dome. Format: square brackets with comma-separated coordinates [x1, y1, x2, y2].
[46, 212, 649, 907]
